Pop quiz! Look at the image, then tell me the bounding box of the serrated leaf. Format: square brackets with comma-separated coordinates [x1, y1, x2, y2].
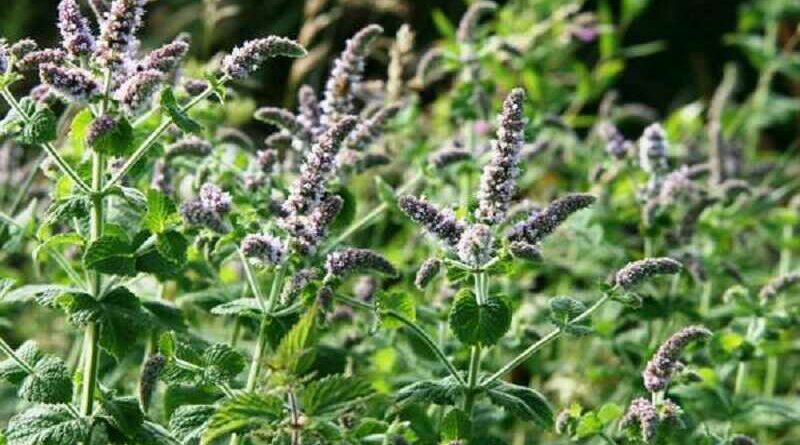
[18, 356, 73, 404]
[210, 298, 264, 319]
[301, 374, 373, 416]
[142, 300, 187, 332]
[0, 341, 42, 384]
[272, 304, 318, 374]
[2, 284, 83, 306]
[449, 290, 511, 346]
[376, 291, 415, 329]
[44, 195, 90, 225]
[89, 116, 135, 156]
[59, 287, 150, 360]
[161, 88, 202, 134]
[485, 381, 554, 428]
[396, 377, 460, 407]
[202, 344, 246, 384]
[83, 235, 136, 276]
[143, 190, 179, 234]
[5, 405, 90, 445]
[201, 393, 284, 444]
[169, 404, 214, 444]
[441, 408, 471, 441]
[99, 395, 144, 437]
[19, 107, 57, 145]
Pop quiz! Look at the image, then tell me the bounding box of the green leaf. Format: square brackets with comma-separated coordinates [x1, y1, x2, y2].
[202, 344, 246, 384]
[0, 341, 42, 384]
[396, 377, 460, 407]
[549, 296, 592, 336]
[143, 190, 179, 234]
[59, 287, 150, 359]
[485, 381, 554, 428]
[272, 304, 318, 374]
[376, 291, 415, 329]
[19, 107, 57, 145]
[201, 393, 284, 444]
[18, 356, 73, 404]
[210, 298, 264, 319]
[43, 195, 90, 225]
[449, 290, 511, 346]
[5, 405, 90, 445]
[597, 403, 623, 424]
[169, 404, 214, 444]
[374, 176, 396, 207]
[68, 109, 93, 155]
[2, 284, 83, 307]
[575, 412, 603, 439]
[161, 88, 202, 134]
[99, 395, 144, 437]
[301, 374, 373, 416]
[88, 116, 135, 156]
[83, 235, 137, 276]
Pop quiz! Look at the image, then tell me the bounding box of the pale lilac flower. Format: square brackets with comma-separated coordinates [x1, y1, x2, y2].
[17, 49, 67, 71]
[256, 149, 278, 173]
[183, 79, 208, 96]
[509, 241, 541, 261]
[9, 39, 38, 59]
[281, 268, 317, 304]
[58, 0, 96, 57]
[297, 84, 321, 135]
[398, 195, 465, 247]
[254, 106, 312, 143]
[620, 397, 658, 442]
[429, 143, 471, 168]
[597, 122, 631, 159]
[476, 88, 526, 225]
[643, 325, 711, 392]
[415, 47, 445, 86]
[321, 25, 383, 127]
[639, 123, 669, 174]
[325, 248, 397, 279]
[354, 276, 377, 301]
[285, 194, 343, 254]
[415, 258, 441, 290]
[507, 193, 595, 245]
[138, 37, 190, 73]
[221, 36, 306, 80]
[199, 183, 231, 213]
[151, 160, 172, 194]
[165, 136, 212, 160]
[96, 0, 146, 68]
[241, 234, 287, 266]
[85, 114, 118, 147]
[457, 224, 493, 266]
[615, 257, 682, 290]
[343, 103, 402, 151]
[39, 63, 100, 102]
[114, 69, 163, 114]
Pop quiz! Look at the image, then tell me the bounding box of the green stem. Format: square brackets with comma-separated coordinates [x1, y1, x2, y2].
[463, 272, 488, 414]
[0, 88, 90, 193]
[103, 80, 224, 191]
[483, 293, 611, 386]
[764, 224, 793, 397]
[8, 151, 46, 214]
[335, 294, 465, 385]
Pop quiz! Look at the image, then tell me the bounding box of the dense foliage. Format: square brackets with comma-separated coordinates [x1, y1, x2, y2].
[0, 1, 798, 445]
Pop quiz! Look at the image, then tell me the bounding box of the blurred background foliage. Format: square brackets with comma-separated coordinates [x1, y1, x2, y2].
[1, 0, 797, 150]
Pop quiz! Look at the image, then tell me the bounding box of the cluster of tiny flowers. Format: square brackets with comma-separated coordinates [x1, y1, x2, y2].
[283, 117, 357, 216]
[639, 123, 669, 174]
[325, 248, 397, 280]
[615, 257, 682, 290]
[39, 64, 101, 102]
[429, 142, 472, 168]
[509, 241, 542, 261]
[343, 103, 402, 152]
[264, 132, 293, 152]
[320, 25, 383, 128]
[165, 136, 213, 160]
[241, 234, 287, 266]
[730, 435, 758, 445]
[96, 0, 145, 68]
[138, 36, 190, 72]
[286, 195, 343, 254]
[758, 271, 800, 302]
[57, 0, 95, 57]
[398, 195, 466, 247]
[9, 39, 37, 60]
[281, 268, 317, 304]
[415, 258, 442, 290]
[620, 397, 659, 442]
[598, 122, 632, 159]
[456, 1, 497, 44]
[0, 45, 8, 74]
[656, 166, 702, 205]
[113, 69, 163, 114]
[297, 85, 322, 136]
[17, 49, 67, 72]
[256, 149, 278, 173]
[642, 325, 711, 392]
[507, 193, 596, 245]
[254, 106, 312, 143]
[221, 36, 306, 80]
[151, 160, 172, 194]
[180, 183, 231, 232]
[85, 114, 117, 147]
[415, 47, 445, 86]
[457, 224, 493, 267]
[475, 88, 526, 225]
[138, 354, 166, 412]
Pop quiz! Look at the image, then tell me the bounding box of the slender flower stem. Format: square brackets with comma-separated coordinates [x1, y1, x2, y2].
[0, 88, 90, 193]
[334, 294, 465, 385]
[463, 272, 488, 414]
[288, 389, 301, 445]
[0, 335, 37, 374]
[104, 79, 226, 191]
[8, 151, 46, 215]
[322, 173, 424, 254]
[482, 293, 612, 386]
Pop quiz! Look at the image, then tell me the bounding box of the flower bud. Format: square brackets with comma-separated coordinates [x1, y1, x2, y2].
[325, 248, 397, 280]
[415, 258, 441, 289]
[643, 325, 711, 392]
[221, 36, 306, 80]
[615, 257, 682, 290]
